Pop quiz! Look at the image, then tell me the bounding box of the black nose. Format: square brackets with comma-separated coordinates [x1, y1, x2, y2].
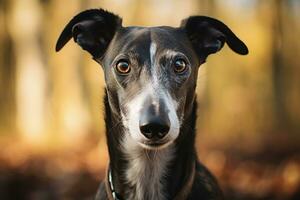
[139, 115, 170, 140]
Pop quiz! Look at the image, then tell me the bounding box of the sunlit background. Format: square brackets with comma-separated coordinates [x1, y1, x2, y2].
[0, 0, 300, 199]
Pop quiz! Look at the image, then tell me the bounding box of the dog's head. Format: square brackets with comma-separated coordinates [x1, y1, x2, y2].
[56, 9, 248, 150]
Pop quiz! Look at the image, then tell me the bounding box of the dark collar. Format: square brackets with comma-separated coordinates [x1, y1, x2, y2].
[107, 168, 123, 200]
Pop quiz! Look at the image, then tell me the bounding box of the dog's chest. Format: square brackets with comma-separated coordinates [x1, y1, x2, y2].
[123, 138, 174, 200]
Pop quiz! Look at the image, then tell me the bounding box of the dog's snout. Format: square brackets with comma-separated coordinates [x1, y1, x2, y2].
[139, 102, 170, 140]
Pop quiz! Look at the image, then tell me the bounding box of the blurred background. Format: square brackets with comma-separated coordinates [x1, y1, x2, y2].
[0, 0, 300, 199]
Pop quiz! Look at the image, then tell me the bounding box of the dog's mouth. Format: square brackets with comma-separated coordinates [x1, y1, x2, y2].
[139, 139, 172, 150]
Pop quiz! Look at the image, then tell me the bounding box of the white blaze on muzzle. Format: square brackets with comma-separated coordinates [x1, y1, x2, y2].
[123, 82, 180, 148]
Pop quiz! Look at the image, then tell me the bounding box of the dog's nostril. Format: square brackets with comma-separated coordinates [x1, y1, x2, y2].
[139, 122, 170, 140]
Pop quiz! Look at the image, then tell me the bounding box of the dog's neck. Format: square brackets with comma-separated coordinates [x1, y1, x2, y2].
[104, 92, 197, 200]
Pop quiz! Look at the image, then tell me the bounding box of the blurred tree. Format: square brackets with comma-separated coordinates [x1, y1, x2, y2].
[271, 0, 287, 132]
[7, 0, 47, 142]
[0, 0, 16, 134]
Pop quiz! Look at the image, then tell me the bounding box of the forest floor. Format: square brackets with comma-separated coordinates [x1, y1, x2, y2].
[0, 134, 299, 200]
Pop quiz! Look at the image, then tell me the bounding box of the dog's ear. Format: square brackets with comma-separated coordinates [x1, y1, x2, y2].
[55, 9, 122, 58]
[181, 16, 248, 59]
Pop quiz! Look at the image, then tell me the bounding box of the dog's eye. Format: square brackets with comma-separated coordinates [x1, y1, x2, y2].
[173, 59, 187, 74]
[116, 60, 131, 74]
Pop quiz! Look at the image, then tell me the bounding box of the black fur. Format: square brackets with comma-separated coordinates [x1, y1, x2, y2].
[55, 9, 122, 58]
[181, 16, 248, 58]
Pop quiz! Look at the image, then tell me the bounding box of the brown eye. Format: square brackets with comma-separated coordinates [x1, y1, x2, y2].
[173, 59, 187, 74]
[116, 60, 130, 74]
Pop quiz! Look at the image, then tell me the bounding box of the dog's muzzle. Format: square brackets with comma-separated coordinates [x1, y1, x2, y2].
[125, 86, 180, 149]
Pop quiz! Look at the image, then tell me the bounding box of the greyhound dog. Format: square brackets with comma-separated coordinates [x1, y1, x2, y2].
[56, 9, 248, 200]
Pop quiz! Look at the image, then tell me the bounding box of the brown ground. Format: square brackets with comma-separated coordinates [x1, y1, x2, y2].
[0, 134, 299, 200]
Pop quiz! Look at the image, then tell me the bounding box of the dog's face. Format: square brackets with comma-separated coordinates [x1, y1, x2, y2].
[56, 9, 248, 149]
[102, 27, 201, 149]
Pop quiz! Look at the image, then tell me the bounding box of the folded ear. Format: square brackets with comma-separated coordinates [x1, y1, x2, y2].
[55, 9, 122, 58]
[181, 16, 248, 59]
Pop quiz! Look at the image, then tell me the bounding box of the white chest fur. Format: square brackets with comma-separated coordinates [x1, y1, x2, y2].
[122, 136, 175, 200]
